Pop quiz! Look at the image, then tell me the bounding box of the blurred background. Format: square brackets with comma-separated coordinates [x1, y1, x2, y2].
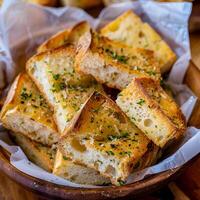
[0, 0, 198, 33]
[0, 0, 195, 8]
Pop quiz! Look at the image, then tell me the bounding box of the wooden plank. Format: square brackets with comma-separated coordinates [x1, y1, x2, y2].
[184, 61, 200, 128]
[190, 34, 200, 71]
[177, 158, 200, 200]
[0, 172, 42, 200]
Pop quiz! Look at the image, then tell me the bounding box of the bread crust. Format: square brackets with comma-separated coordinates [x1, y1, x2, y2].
[100, 10, 177, 73]
[75, 30, 161, 90]
[53, 150, 110, 185]
[116, 77, 186, 147]
[59, 91, 150, 185]
[10, 132, 55, 172]
[27, 45, 102, 133]
[0, 73, 59, 145]
[37, 21, 90, 53]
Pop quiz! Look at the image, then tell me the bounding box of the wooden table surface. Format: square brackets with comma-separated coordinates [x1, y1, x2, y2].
[0, 6, 200, 200]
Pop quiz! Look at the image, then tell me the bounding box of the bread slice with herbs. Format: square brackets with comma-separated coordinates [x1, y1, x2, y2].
[134, 143, 161, 172]
[0, 73, 59, 146]
[116, 77, 186, 147]
[10, 132, 56, 172]
[37, 21, 90, 53]
[75, 30, 161, 90]
[53, 150, 110, 185]
[26, 45, 103, 133]
[100, 10, 177, 73]
[59, 91, 150, 185]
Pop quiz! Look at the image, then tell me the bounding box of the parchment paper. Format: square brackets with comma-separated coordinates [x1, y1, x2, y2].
[0, 0, 199, 188]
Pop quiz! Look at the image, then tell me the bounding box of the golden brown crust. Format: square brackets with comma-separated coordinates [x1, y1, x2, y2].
[116, 77, 186, 147]
[75, 30, 161, 90]
[27, 44, 102, 134]
[0, 74, 21, 119]
[10, 132, 55, 172]
[37, 21, 90, 53]
[59, 91, 150, 184]
[26, 46, 76, 133]
[0, 73, 59, 145]
[100, 10, 177, 73]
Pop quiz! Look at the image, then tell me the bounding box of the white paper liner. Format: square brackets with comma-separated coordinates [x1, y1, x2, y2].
[0, 0, 199, 188]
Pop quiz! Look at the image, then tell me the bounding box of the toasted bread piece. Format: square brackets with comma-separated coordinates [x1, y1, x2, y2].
[10, 132, 56, 172]
[53, 150, 110, 185]
[134, 143, 161, 172]
[27, 46, 102, 133]
[59, 92, 150, 185]
[75, 30, 161, 90]
[100, 10, 177, 73]
[38, 21, 90, 53]
[116, 77, 186, 147]
[37, 29, 70, 53]
[0, 73, 59, 145]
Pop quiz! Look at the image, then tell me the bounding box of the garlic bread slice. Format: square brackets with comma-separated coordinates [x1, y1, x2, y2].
[0, 73, 59, 145]
[116, 77, 186, 147]
[59, 92, 150, 185]
[75, 30, 161, 90]
[100, 10, 177, 73]
[53, 150, 110, 185]
[38, 21, 90, 53]
[27, 46, 102, 133]
[10, 132, 56, 172]
[134, 143, 161, 172]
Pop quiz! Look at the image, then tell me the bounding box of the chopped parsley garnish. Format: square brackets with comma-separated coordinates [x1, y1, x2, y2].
[105, 48, 129, 64]
[51, 82, 66, 92]
[136, 99, 145, 106]
[107, 132, 130, 141]
[52, 74, 60, 80]
[147, 70, 156, 76]
[117, 180, 126, 186]
[20, 88, 32, 101]
[119, 151, 131, 157]
[63, 156, 70, 160]
[97, 160, 103, 164]
[120, 132, 129, 138]
[106, 150, 114, 156]
[108, 135, 117, 141]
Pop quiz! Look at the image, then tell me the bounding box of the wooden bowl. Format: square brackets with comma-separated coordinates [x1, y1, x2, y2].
[0, 17, 200, 200]
[0, 146, 199, 200]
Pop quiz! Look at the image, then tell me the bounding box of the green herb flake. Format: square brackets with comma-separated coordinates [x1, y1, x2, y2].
[117, 180, 126, 186]
[97, 160, 103, 164]
[136, 99, 145, 106]
[105, 48, 129, 64]
[147, 71, 156, 76]
[20, 88, 32, 101]
[52, 74, 60, 80]
[63, 156, 70, 160]
[119, 151, 131, 157]
[106, 150, 114, 156]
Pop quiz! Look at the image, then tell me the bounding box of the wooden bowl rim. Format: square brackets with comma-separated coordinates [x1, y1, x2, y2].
[0, 146, 199, 199]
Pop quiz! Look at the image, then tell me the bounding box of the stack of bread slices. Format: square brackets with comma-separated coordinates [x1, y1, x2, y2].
[0, 11, 186, 186]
